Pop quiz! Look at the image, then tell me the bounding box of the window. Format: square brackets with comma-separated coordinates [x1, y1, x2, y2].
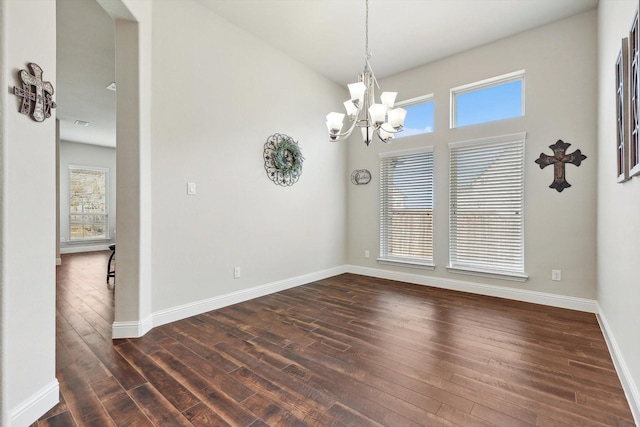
[379, 147, 434, 267]
[451, 70, 524, 128]
[69, 166, 109, 241]
[448, 133, 526, 280]
[395, 94, 434, 138]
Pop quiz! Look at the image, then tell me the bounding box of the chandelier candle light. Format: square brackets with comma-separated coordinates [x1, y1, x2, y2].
[326, 0, 407, 145]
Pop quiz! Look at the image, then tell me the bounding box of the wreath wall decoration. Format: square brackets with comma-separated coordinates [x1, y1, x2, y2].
[263, 133, 304, 186]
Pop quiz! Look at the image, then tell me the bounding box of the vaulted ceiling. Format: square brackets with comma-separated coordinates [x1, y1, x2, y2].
[56, 0, 599, 147]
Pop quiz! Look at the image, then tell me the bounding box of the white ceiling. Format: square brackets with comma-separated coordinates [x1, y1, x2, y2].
[195, 0, 599, 85]
[57, 0, 116, 147]
[56, 0, 598, 147]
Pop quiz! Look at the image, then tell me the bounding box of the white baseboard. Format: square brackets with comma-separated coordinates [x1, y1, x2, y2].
[346, 265, 598, 313]
[112, 266, 348, 339]
[112, 314, 153, 339]
[596, 305, 640, 425]
[60, 244, 111, 254]
[112, 265, 598, 340]
[152, 266, 347, 329]
[10, 379, 59, 427]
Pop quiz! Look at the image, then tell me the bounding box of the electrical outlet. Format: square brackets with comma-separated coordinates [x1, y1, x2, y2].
[364, 250, 370, 259]
[234, 267, 241, 279]
[551, 269, 561, 281]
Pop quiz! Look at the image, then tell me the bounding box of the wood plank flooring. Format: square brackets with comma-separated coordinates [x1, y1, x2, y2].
[33, 251, 635, 426]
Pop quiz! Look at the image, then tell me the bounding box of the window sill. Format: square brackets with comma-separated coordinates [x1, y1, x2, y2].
[66, 238, 111, 245]
[446, 266, 528, 282]
[377, 258, 435, 271]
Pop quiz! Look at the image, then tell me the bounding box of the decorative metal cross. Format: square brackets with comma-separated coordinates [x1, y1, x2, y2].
[13, 63, 56, 122]
[535, 139, 587, 192]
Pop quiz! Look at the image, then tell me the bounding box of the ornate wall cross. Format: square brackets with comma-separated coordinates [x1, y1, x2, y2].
[13, 63, 56, 122]
[535, 139, 587, 192]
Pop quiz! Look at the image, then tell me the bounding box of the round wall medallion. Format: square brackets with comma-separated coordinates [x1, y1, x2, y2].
[351, 169, 371, 185]
[263, 133, 304, 186]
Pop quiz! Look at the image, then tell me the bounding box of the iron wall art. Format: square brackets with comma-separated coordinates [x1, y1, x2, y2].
[535, 139, 587, 192]
[263, 133, 304, 186]
[13, 63, 56, 122]
[351, 169, 371, 185]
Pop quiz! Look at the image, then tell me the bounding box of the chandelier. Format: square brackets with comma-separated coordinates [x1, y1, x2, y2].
[326, 0, 407, 145]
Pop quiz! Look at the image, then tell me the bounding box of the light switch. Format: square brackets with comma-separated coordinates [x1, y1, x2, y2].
[187, 182, 196, 195]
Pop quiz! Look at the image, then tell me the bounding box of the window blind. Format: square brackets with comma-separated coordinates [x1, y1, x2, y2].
[379, 147, 434, 266]
[449, 133, 525, 276]
[69, 166, 109, 241]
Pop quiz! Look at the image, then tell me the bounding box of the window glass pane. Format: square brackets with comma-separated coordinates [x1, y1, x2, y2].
[69, 166, 109, 241]
[452, 72, 524, 128]
[397, 100, 434, 138]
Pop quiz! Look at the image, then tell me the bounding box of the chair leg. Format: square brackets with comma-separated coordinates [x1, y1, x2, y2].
[106, 250, 116, 284]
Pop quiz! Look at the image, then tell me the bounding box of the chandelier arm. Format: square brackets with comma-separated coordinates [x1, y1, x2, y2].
[329, 109, 363, 141]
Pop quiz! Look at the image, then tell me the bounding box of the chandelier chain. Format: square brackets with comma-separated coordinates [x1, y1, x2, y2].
[365, 0, 371, 61]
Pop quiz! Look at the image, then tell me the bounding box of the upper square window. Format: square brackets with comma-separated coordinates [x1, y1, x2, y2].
[451, 70, 525, 128]
[395, 94, 434, 138]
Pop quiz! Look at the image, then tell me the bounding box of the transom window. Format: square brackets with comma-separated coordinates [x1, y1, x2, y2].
[395, 94, 435, 138]
[69, 166, 109, 241]
[451, 70, 525, 128]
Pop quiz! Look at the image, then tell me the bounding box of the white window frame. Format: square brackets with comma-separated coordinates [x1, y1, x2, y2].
[395, 94, 435, 138]
[447, 132, 527, 282]
[69, 165, 110, 242]
[450, 70, 525, 129]
[379, 146, 435, 269]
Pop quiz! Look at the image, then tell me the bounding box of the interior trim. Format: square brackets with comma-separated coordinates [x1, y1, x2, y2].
[10, 379, 59, 427]
[597, 305, 640, 426]
[347, 264, 597, 313]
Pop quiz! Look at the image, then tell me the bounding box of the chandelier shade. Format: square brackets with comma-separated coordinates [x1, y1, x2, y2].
[326, 0, 406, 145]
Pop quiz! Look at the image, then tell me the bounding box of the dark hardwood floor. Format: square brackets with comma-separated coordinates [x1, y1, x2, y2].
[33, 251, 634, 426]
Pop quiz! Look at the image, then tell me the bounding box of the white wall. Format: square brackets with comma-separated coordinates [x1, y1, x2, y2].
[148, 1, 347, 313]
[109, 0, 154, 337]
[346, 11, 598, 303]
[59, 141, 116, 251]
[597, 0, 640, 421]
[0, 0, 58, 425]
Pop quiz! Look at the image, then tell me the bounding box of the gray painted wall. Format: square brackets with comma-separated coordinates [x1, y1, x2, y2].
[1, 0, 57, 424]
[347, 10, 598, 300]
[598, 0, 640, 419]
[147, 0, 348, 313]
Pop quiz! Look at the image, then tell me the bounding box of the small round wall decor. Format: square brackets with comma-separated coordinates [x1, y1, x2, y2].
[351, 169, 371, 185]
[263, 133, 304, 186]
